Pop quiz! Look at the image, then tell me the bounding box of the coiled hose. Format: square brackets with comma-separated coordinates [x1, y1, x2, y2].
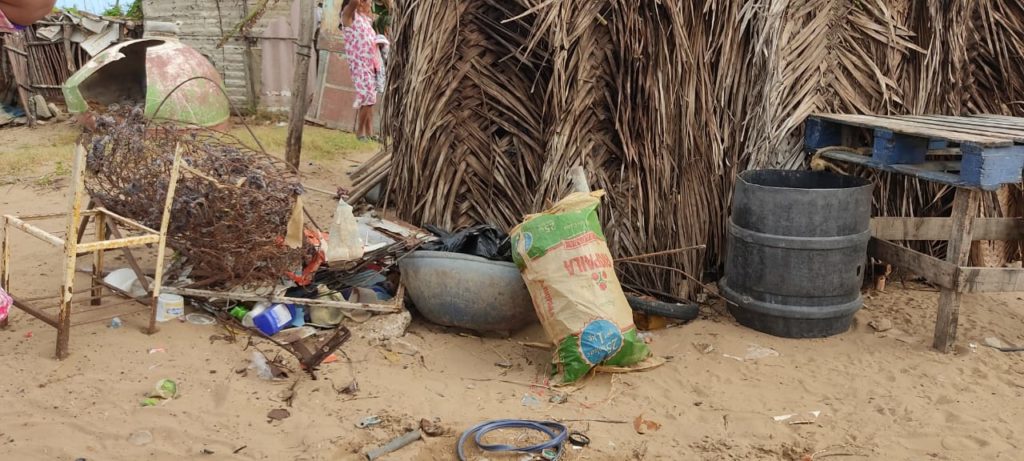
[456, 419, 568, 461]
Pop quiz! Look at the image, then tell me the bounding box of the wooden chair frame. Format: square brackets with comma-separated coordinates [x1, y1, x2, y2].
[0, 144, 182, 359]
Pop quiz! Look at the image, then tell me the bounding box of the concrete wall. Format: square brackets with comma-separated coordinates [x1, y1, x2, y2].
[142, 0, 297, 112]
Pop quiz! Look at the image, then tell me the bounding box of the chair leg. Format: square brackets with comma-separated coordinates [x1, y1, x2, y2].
[90, 214, 105, 307]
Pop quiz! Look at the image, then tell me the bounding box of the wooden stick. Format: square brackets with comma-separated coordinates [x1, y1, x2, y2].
[933, 188, 980, 352]
[615, 260, 720, 299]
[616, 245, 707, 262]
[148, 145, 184, 334]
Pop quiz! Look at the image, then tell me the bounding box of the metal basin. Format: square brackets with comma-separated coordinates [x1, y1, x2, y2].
[399, 251, 536, 333]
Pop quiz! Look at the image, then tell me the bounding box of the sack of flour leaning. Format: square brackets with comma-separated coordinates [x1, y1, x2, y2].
[511, 191, 650, 383]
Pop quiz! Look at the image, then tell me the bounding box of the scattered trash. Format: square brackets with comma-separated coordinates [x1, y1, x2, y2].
[360, 310, 412, 342]
[338, 380, 359, 395]
[103, 269, 149, 298]
[983, 336, 1024, 352]
[24, 331, 33, 339]
[568, 431, 591, 447]
[495, 360, 514, 369]
[249, 351, 274, 380]
[127, 430, 153, 446]
[868, 318, 893, 332]
[366, 429, 422, 461]
[156, 293, 186, 322]
[693, 342, 715, 354]
[421, 224, 511, 261]
[148, 348, 166, 354]
[633, 415, 661, 434]
[185, 313, 216, 325]
[108, 318, 122, 329]
[320, 354, 339, 364]
[267, 409, 291, 422]
[200, 448, 215, 455]
[637, 331, 654, 343]
[149, 379, 177, 400]
[521, 394, 542, 409]
[384, 338, 419, 356]
[419, 418, 446, 437]
[357, 415, 383, 429]
[456, 420, 567, 461]
[549, 393, 568, 404]
[510, 191, 650, 383]
[326, 198, 365, 263]
[773, 411, 822, 425]
[725, 344, 780, 361]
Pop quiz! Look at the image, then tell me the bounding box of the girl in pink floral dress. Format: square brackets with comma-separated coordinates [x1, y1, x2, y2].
[341, 0, 381, 141]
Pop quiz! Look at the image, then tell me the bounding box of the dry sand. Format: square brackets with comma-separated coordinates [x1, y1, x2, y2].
[2, 125, 1024, 460]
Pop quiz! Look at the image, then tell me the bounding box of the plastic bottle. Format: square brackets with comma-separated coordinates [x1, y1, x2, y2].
[242, 302, 271, 328]
[326, 198, 364, 263]
[229, 306, 250, 322]
[251, 303, 294, 336]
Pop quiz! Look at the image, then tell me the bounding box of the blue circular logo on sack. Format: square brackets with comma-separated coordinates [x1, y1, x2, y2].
[522, 232, 533, 251]
[579, 319, 623, 365]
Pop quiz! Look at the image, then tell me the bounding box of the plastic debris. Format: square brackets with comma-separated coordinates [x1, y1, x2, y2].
[185, 313, 216, 325]
[633, 415, 661, 434]
[249, 351, 274, 380]
[128, 430, 153, 446]
[521, 394, 542, 409]
[357, 416, 383, 428]
[149, 379, 177, 400]
[109, 317, 122, 329]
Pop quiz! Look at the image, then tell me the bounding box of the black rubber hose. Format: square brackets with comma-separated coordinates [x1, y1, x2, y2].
[626, 295, 700, 322]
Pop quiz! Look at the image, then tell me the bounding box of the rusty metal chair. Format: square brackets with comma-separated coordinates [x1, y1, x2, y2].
[0, 144, 181, 359]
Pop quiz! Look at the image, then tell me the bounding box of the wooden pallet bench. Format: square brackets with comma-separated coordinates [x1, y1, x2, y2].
[805, 113, 1024, 353]
[806, 113, 1024, 191]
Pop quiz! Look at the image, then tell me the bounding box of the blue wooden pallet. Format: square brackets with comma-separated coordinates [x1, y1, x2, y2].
[805, 113, 1024, 190]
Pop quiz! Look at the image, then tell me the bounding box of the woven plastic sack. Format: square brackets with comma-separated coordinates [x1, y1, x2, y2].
[511, 191, 650, 383]
[0, 286, 11, 323]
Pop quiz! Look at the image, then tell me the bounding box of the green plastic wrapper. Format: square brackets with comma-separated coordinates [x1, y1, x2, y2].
[511, 191, 650, 383]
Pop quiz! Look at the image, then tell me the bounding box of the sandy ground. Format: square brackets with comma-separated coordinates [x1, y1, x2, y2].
[2, 123, 1024, 461]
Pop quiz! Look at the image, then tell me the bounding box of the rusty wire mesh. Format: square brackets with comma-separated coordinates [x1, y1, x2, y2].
[83, 107, 305, 288]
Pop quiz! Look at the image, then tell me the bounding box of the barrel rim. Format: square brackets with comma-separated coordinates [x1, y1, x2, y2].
[738, 169, 872, 191]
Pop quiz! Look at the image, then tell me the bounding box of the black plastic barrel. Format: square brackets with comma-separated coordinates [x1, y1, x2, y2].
[720, 170, 873, 338]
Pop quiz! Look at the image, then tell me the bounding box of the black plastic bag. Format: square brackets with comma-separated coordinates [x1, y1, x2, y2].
[422, 225, 512, 261]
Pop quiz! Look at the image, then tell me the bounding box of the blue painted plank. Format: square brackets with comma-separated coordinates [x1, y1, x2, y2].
[805, 117, 843, 151]
[960, 143, 1024, 190]
[872, 129, 929, 165]
[928, 139, 950, 150]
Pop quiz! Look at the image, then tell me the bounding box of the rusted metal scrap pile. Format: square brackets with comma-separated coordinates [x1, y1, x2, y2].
[84, 107, 304, 288]
[81, 108, 433, 369]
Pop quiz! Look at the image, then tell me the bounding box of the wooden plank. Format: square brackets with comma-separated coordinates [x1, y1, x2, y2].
[959, 268, 1024, 293]
[813, 114, 1012, 146]
[163, 287, 402, 314]
[888, 115, 1024, 142]
[934, 189, 980, 353]
[820, 150, 976, 189]
[959, 143, 1024, 190]
[868, 238, 958, 289]
[908, 115, 1024, 137]
[871, 217, 1024, 241]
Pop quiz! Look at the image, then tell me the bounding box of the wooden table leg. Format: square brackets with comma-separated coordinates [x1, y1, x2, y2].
[933, 188, 980, 352]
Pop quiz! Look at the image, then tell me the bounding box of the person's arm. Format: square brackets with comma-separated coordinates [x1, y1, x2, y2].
[0, 0, 57, 26]
[340, 1, 356, 27]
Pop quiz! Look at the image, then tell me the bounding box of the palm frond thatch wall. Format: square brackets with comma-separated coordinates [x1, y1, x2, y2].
[373, 0, 1024, 299]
